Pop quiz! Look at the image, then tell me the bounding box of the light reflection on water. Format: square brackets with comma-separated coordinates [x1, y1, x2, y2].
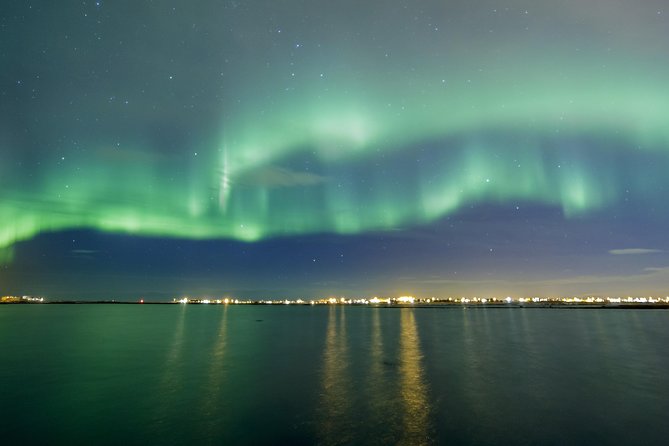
[398, 309, 431, 445]
[319, 306, 352, 445]
[364, 307, 392, 441]
[152, 304, 187, 428]
[319, 307, 433, 445]
[1, 306, 669, 445]
[201, 306, 228, 435]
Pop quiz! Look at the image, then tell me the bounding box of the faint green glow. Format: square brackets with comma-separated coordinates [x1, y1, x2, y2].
[2, 40, 669, 258]
[0, 247, 13, 264]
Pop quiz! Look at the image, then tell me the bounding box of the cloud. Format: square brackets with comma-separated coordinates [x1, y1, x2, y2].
[644, 266, 668, 272]
[70, 249, 99, 260]
[235, 166, 327, 188]
[608, 248, 663, 255]
[0, 247, 14, 265]
[402, 267, 669, 297]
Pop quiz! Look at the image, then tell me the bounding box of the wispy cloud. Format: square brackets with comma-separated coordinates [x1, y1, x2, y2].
[70, 249, 99, 260]
[608, 248, 663, 255]
[402, 267, 669, 296]
[71, 249, 99, 255]
[236, 166, 327, 188]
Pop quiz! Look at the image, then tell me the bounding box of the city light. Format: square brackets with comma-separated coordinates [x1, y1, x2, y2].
[3, 294, 668, 306]
[1, 295, 45, 303]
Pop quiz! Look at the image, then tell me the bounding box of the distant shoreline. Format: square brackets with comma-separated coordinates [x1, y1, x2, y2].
[2, 301, 669, 309]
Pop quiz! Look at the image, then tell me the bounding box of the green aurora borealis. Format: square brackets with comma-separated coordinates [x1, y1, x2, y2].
[2, 1, 669, 296]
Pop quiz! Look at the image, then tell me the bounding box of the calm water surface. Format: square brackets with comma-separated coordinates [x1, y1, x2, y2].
[1, 305, 668, 445]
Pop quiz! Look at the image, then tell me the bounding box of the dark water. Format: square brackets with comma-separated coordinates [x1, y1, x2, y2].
[1, 305, 668, 445]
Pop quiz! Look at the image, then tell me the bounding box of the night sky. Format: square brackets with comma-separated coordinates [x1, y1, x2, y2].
[2, 1, 669, 300]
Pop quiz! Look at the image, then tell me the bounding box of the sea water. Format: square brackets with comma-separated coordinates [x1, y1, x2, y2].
[1, 305, 668, 445]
